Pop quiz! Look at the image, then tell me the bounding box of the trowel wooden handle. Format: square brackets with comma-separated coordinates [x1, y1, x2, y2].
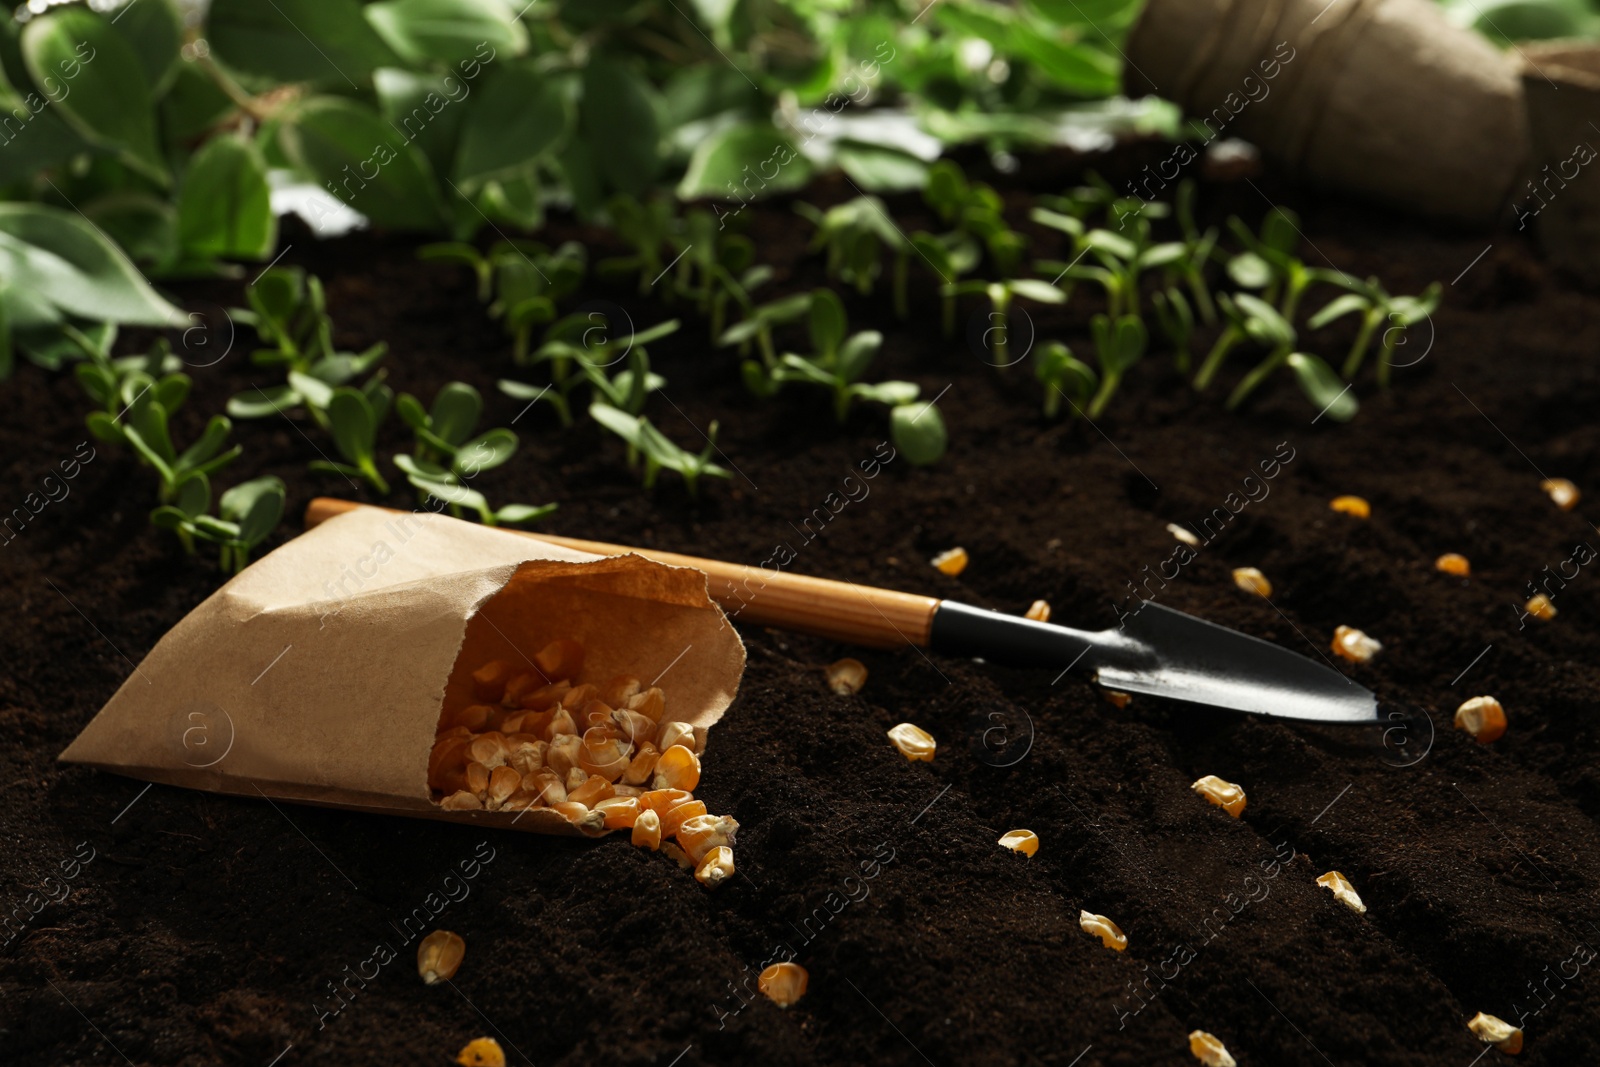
[304, 498, 939, 649]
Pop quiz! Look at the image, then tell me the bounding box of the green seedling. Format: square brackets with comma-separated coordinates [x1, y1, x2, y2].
[1035, 172, 1119, 221]
[1220, 294, 1298, 408]
[757, 288, 915, 418]
[718, 291, 814, 369]
[1034, 341, 1097, 419]
[1088, 313, 1147, 419]
[1194, 292, 1296, 391]
[310, 385, 393, 494]
[1311, 279, 1442, 388]
[908, 231, 979, 336]
[1223, 207, 1348, 325]
[796, 196, 911, 314]
[1170, 180, 1219, 324]
[888, 400, 948, 467]
[589, 402, 731, 496]
[152, 476, 287, 573]
[500, 317, 677, 426]
[79, 338, 188, 444]
[1151, 288, 1195, 372]
[1036, 215, 1182, 319]
[418, 242, 494, 302]
[672, 209, 773, 337]
[395, 381, 518, 479]
[941, 278, 1066, 367]
[923, 160, 1024, 279]
[394, 455, 555, 527]
[597, 194, 678, 296]
[489, 240, 587, 363]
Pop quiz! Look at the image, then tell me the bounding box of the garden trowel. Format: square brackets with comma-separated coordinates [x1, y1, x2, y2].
[306, 498, 1380, 725]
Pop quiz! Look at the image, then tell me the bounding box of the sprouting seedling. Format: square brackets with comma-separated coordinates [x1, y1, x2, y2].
[489, 239, 587, 363]
[760, 288, 912, 420]
[596, 194, 677, 296]
[1151, 288, 1195, 372]
[796, 196, 911, 313]
[311, 385, 392, 494]
[418, 242, 493, 302]
[1035, 172, 1119, 222]
[589, 402, 731, 496]
[1311, 279, 1442, 388]
[908, 231, 977, 336]
[1220, 294, 1300, 409]
[116, 387, 243, 511]
[500, 316, 677, 426]
[1037, 215, 1183, 319]
[888, 399, 948, 467]
[1223, 206, 1346, 325]
[922, 160, 1021, 279]
[941, 278, 1065, 367]
[394, 453, 554, 527]
[1087, 313, 1147, 418]
[1034, 341, 1097, 419]
[151, 476, 287, 572]
[1193, 292, 1295, 391]
[1171, 180, 1219, 324]
[718, 291, 813, 371]
[673, 209, 772, 337]
[79, 338, 189, 444]
[395, 381, 518, 480]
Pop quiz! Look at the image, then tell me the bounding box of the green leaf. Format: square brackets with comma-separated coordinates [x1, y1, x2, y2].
[365, 0, 527, 66]
[1008, 23, 1120, 97]
[1308, 292, 1369, 330]
[277, 96, 445, 230]
[288, 370, 334, 411]
[374, 69, 468, 180]
[429, 381, 481, 445]
[454, 427, 517, 475]
[1287, 352, 1358, 422]
[207, 0, 400, 85]
[1234, 293, 1294, 347]
[174, 471, 211, 518]
[0, 203, 184, 326]
[454, 61, 569, 185]
[327, 386, 377, 466]
[837, 330, 883, 383]
[178, 135, 276, 261]
[177, 414, 232, 471]
[110, 0, 182, 97]
[1008, 279, 1067, 304]
[228, 384, 296, 419]
[494, 502, 557, 525]
[834, 142, 929, 193]
[677, 122, 811, 201]
[851, 379, 920, 407]
[220, 476, 287, 547]
[890, 401, 947, 466]
[582, 57, 661, 197]
[1227, 252, 1273, 290]
[21, 6, 167, 182]
[809, 288, 847, 358]
[160, 61, 237, 143]
[84, 191, 176, 267]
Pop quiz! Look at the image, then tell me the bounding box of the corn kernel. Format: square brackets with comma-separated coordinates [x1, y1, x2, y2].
[552, 801, 605, 834]
[579, 728, 631, 782]
[1467, 1011, 1523, 1054]
[1332, 625, 1381, 663]
[417, 930, 465, 985]
[472, 660, 514, 703]
[533, 638, 584, 682]
[1079, 910, 1127, 951]
[660, 799, 708, 838]
[545, 707, 578, 740]
[653, 744, 702, 791]
[457, 1037, 506, 1067]
[1435, 552, 1471, 576]
[567, 774, 614, 808]
[1454, 696, 1507, 743]
[595, 795, 641, 829]
[1541, 477, 1580, 510]
[1192, 774, 1246, 817]
[441, 790, 482, 810]
[465, 761, 490, 797]
[826, 658, 868, 695]
[1330, 495, 1371, 519]
[695, 845, 735, 887]
[887, 722, 936, 761]
[611, 709, 656, 744]
[467, 732, 507, 768]
[611, 783, 643, 798]
[485, 765, 520, 810]
[757, 962, 809, 1007]
[1316, 870, 1367, 913]
[513, 678, 569, 711]
[546, 734, 582, 776]
[1167, 523, 1200, 547]
[1232, 566, 1272, 597]
[527, 769, 565, 805]
[998, 829, 1038, 856]
[632, 808, 662, 849]
[1025, 600, 1051, 622]
[657, 719, 697, 753]
[622, 743, 661, 786]
[678, 813, 740, 862]
[640, 787, 694, 813]
[661, 841, 695, 869]
[1525, 593, 1556, 621]
[1188, 1031, 1236, 1067]
[507, 738, 546, 777]
[629, 686, 666, 721]
[600, 674, 642, 708]
[1102, 689, 1131, 709]
[931, 546, 968, 576]
[559, 683, 599, 712]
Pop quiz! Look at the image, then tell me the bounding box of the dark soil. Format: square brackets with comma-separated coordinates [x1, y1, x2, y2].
[3, 143, 1600, 1067]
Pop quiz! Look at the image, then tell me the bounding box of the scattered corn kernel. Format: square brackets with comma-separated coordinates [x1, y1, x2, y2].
[660, 799, 708, 838]
[887, 722, 936, 762]
[1541, 477, 1579, 510]
[826, 657, 868, 695]
[632, 808, 662, 849]
[1435, 552, 1471, 576]
[441, 790, 482, 811]
[1330, 494, 1371, 519]
[640, 787, 694, 813]
[1025, 600, 1051, 622]
[1468, 1011, 1523, 1054]
[1525, 593, 1556, 621]
[1315, 870, 1367, 914]
[695, 845, 735, 887]
[758, 962, 809, 1007]
[1231, 566, 1273, 597]
[417, 930, 465, 985]
[1188, 1031, 1237, 1067]
[653, 744, 702, 791]
[552, 801, 606, 834]
[600, 674, 642, 708]
[931, 546, 969, 576]
[1192, 774, 1246, 817]
[657, 719, 697, 753]
[661, 841, 694, 869]
[457, 1037, 505, 1067]
[998, 829, 1038, 857]
[486, 765, 520, 810]
[678, 813, 740, 862]
[595, 795, 641, 829]
[1332, 625, 1381, 663]
[622, 743, 661, 786]
[1454, 696, 1507, 743]
[1102, 689, 1131, 709]
[1079, 910, 1127, 951]
[566, 773, 614, 808]
[629, 686, 666, 721]
[1167, 523, 1200, 547]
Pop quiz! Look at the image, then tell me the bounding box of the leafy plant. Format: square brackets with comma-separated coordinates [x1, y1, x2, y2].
[796, 196, 911, 314]
[941, 278, 1065, 367]
[395, 381, 516, 477]
[589, 402, 731, 496]
[310, 386, 393, 494]
[1150, 288, 1195, 372]
[1087, 313, 1147, 418]
[152, 476, 288, 574]
[500, 316, 677, 427]
[1035, 341, 1098, 418]
[718, 291, 814, 369]
[1310, 279, 1442, 388]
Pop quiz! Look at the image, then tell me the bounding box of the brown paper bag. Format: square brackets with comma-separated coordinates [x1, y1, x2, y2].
[59, 507, 747, 836]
